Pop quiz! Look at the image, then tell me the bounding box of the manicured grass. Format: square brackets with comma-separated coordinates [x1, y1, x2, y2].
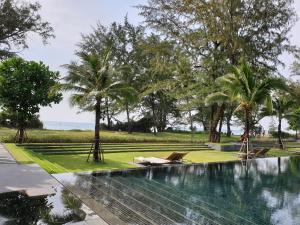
[5, 143, 239, 174]
[0, 127, 239, 143]
[5, 134, 300, 174]
[268, 149, 299, 157]
[4, 144, 34, 164]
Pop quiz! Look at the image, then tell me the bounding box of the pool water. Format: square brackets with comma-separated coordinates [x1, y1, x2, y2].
[0, 185, 93, 225]
[55, 157, 300, 225]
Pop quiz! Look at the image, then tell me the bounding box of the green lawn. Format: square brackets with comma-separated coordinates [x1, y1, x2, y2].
[268, 149, 298, 157]
[5, 143, 239, 174]
[4, 128, 299, 174]
[0, 127, 239, 143]
[6, 142, 299, 174]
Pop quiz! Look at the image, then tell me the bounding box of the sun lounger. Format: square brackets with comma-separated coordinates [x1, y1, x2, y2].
[253, 147, 270, 157]
[134, 157, 171, 165]
[237, 152, 255, 160]
[165, 152, 188, 161]
[134, 152, 188, 165]
[238, 147, 270, 159]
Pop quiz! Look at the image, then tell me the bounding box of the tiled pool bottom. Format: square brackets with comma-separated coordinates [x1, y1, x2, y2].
[54, 157, 300, 225]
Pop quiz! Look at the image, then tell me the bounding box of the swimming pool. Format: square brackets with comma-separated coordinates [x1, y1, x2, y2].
[55, 157, 300, 225]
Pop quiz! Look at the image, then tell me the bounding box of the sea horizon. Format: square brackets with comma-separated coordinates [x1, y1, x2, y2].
[43, 120, 94, 130]
[42, 120, 243, 135]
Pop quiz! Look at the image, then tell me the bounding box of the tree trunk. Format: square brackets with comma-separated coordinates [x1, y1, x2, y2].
[93, 99, 101, 162]
[245, 108, 251, 153]
[202, 122, 209, 132]
[226, 119, 231, 137]
[209, 104, 225, 143]
[126, 103, 132, 134]
[209, 105, 217, 142]
[226, 111, 233, 137]
[217, 113, 224, 143]
[158, 107, 163, 132]
[162, 111, 167, 132]
[151, 94, 157, 135]
[197, 106, 209, 131]
[17, 127, 25, 144]
[278, 114, 284, 150]
[105, 98, 111, 130]
[189, 109, 193, 131]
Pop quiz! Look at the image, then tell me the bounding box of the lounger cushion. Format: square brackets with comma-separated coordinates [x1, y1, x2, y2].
[134, 157, 170, 165]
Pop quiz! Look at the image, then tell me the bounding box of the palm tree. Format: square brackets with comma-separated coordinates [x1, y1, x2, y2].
[262, 95, 294, 149]
[63, 48, 135, 161]
[206, 62, 285, 150]
[287, 108, 300, 140]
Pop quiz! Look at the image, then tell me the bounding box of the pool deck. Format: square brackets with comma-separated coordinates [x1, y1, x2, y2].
[0, 143, 16, 164]
[0, 143, 59, 196]
[0, 144, 108, 225]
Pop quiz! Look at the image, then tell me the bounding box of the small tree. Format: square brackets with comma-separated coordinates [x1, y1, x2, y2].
[0, 57, 62, 143]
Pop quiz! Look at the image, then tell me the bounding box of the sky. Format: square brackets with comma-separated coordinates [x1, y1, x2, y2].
[21, 0, 300, 131]
[22, 0, 146, 123]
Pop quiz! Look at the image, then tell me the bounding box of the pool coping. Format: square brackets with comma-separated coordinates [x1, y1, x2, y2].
[52, 155, 294, 176]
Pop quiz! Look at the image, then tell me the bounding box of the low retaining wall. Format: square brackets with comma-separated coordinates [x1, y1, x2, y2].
[206, 142, 253, 152]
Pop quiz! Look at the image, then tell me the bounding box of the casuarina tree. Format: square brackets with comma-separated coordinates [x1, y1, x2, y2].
[138, 0, 298, 142]
[0, 0, 54, 59]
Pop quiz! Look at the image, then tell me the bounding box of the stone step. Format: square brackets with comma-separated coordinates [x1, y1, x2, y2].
[41, 148, 211, 155]
[30, 145, 210, 151]
[19, 143, 207, 148]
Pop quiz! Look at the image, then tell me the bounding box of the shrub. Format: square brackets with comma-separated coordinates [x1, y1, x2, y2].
[269, 131, 292, 139]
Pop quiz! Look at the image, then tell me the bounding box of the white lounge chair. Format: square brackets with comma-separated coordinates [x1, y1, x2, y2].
[133, 152, 188, 165]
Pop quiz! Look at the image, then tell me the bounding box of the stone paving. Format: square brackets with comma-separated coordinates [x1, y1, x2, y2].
[0, 144, 16, 164]
[0, 144, 58, 195]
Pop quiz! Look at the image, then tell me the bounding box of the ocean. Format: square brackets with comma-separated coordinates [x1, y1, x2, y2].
[43, 121, 94, 130]
[43, 121, 243, 134]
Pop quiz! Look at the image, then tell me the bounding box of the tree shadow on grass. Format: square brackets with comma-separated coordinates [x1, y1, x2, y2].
[42, 154, 135, 173]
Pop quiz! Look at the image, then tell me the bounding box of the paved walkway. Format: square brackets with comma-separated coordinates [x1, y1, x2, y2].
[0, 144, 108, 225]
[0, 143, 59, 195]
[0, 144, 16, 164]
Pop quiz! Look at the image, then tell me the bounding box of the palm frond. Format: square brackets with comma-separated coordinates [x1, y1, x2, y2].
[264, 95, 273, 113]
[205, 92, 230, 106]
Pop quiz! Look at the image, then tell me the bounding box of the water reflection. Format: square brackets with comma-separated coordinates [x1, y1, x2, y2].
[0, 186, 86, 225]
[55, 157, 300, 225]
